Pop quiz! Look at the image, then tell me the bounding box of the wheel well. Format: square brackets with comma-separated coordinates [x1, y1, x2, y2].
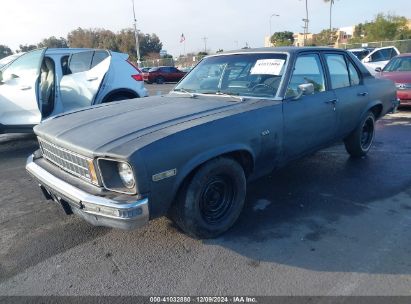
[103, 90, 138, 103]
[369, 104, 383, 119]
[170, 150, 254, 212]
[221, 150, 254, 178]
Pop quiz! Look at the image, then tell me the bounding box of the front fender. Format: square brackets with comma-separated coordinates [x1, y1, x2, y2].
[172, 143, 255, 195]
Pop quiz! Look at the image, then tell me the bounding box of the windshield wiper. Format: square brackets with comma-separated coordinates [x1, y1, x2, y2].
[173, 88, 197, 98]
[215, 91, 246, 102]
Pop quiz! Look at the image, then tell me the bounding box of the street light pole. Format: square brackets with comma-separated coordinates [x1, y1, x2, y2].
[269, 13, 280, 46]
[131, 0, 141, 66]
[202, 36, 208, 53]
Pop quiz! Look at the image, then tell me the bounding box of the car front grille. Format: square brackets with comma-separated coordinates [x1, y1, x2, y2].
[38, 138, 95, 184]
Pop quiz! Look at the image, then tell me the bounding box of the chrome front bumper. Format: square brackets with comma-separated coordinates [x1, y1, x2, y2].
[26, 155, 149, 230]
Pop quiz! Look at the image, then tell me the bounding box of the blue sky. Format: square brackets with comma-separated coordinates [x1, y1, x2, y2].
[1, 0, 410, 56]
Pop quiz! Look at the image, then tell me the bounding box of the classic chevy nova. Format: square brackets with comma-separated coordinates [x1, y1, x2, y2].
[26, 47, 399, 238]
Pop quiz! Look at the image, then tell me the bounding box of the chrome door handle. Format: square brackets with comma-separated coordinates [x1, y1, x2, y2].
[20, 85, 32, 90]
[358, 92, 369, 97]
[87, 77, 98, 81]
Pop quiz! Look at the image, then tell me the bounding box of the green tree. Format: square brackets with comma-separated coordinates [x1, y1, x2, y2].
[37, 36, 68, 48]
[0, 45, 13, 59]
[67, 27, 163, 61]
[351, 13, 411, 43]
[67, 28, 100, 48]
[270, 31, 294, 46]
[17, 44, 37, 52]
[312, 29, 338, 46]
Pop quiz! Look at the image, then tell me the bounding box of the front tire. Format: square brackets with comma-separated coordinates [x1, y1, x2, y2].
[170, 158, 246, 239]
[156, 76, 165, 84]
[344, 111, 375, 158]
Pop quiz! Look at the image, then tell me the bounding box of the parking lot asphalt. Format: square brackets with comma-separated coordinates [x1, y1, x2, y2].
[0, 90, 410, 296]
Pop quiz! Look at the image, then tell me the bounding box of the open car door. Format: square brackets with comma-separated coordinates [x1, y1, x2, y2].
[0, 48, 46, 131]
[60, 50, 111, 112]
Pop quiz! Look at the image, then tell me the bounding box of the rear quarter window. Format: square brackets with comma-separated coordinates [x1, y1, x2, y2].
[68, 51, 93, 74]
[91, 51, 109, 69]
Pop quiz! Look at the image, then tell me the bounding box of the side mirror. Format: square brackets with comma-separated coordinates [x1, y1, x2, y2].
[375, 67, 382, 73]
[363, 57, 371, 63]
[294, 83, 314, 100]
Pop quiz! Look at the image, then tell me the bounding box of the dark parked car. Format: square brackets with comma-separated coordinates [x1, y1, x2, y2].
[142, 66, 186, 84]
[26, 47, 398, 238]
[376, 53, 411, 106]
[140, 67, 152, 73]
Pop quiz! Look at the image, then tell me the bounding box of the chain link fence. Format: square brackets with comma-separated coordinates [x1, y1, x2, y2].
[339, 39, 411, 53]
[140, 55, 206, 69]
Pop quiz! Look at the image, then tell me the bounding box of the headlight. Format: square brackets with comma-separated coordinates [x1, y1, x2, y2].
[97, 159, 137, 194]
[396, 83, 411, 90]
[118, 162, 135, 189]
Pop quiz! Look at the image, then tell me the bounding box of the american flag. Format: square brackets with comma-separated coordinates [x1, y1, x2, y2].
[180, 33, 186, 43]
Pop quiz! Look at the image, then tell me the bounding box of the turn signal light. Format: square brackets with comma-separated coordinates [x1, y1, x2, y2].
[87, 160, 99, 185]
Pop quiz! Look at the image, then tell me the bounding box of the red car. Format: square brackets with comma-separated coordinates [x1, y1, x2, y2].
[142, 66, 186, 84]
[376, 53, 411, 106]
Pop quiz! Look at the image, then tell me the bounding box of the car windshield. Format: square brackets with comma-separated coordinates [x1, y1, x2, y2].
[350, 50, 370, 60]
[383, 56, 411, 72]
[174, 53, 288, 99]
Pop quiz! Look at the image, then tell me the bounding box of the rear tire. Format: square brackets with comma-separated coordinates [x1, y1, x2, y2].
[344, 111, 375, 158]
[170, 158, 246, 239]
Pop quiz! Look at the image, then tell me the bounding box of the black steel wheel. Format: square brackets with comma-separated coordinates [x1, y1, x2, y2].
[170, 157, 246, 239]
[199, 174, 235, 225]
[344, 111, 375, 158]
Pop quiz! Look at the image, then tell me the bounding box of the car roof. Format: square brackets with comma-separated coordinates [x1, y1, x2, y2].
[218, 46, 345, 56]
[45, 48, 94, 55]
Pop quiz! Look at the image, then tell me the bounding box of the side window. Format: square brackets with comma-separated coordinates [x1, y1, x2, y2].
[370, 49, 392, 62]
[61, 56, 69, 75]
[68, 51, 93, 74]
[170, 67, 179, 73]
[1, 49, 44, 81]
[91, 51, 109, 69]
[286, 54, 326, 98]
[325, 54, 350, 89]
[348, 61, 360, 86]
[390, 48, 399, 59]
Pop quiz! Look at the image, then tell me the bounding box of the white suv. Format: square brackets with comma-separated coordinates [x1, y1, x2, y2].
[349, 46, 400, 75]
[0, 48, 148, 133]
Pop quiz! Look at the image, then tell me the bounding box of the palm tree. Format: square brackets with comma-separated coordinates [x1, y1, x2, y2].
[324, 0, 336, 44]
[324, 0, 335, 33]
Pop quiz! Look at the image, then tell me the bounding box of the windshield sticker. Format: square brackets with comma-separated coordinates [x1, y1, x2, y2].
[250, 59, 285, 75]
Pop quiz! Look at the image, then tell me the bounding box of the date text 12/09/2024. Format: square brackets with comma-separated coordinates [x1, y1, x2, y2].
[149, 296, 257, 303]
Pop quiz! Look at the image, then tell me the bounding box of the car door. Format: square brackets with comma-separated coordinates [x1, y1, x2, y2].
[324, 53, 369, 138]
[0, 48, 45, 127]
[59, 50, 110, 112]
[283, 53, 337, 160]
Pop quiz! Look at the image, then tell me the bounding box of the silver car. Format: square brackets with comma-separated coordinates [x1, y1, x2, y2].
[0, 48, 148, 133]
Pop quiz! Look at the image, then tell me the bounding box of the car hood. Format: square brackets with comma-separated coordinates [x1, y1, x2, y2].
[34, 95, 242, 157]
[377, 71, 411, 83]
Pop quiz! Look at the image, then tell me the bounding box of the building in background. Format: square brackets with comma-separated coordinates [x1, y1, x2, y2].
[264, 36, 274, 47]
[335, 26, 355, 46]
[293, 33, 314, 47]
